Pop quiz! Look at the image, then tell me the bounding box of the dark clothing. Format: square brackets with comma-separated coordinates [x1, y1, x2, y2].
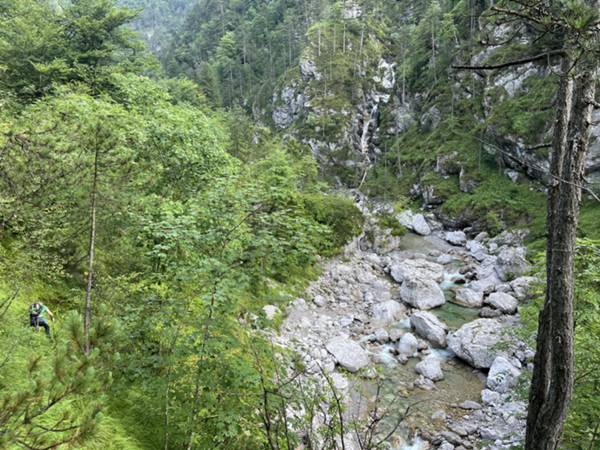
[30, 314, 51, 337]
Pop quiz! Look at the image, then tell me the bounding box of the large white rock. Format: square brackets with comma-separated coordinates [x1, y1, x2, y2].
[400, 277, 446, 310]
[495, 246, 530, 281]
[453, 288, 484, 308]
[395, 211, 431, 236]
[410, 311, 448, 348]
[397, 332, 419, 356]
[325, 336, 370, 373]
[390, 258, 444, 284]
[445, 231, 467, 246]
[412, 214, 431, 236]
[487, 356, 521, 393]
[447, 319, 508, 369]
[415, 357, 444, 381]
[485, 292, 518, 314]
[371, 300, 407, 323]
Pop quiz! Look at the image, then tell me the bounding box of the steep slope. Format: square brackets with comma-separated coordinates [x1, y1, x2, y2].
[167, 0, 600, 243]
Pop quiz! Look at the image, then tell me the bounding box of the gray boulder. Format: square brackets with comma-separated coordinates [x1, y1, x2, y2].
[510, 276, 537, 301]
[445, 231, 467, 246]
[486, 292, 518, 314]
[412, 214, 431, 236]
[487, 356, 521, 393]
[325, 336, 370, 373]
[395, 211, 431, 236]
[397, 332, 419, 356]
[453, 288, 484, 308]
[400, 277, 445, 310]
[410, 311, 448, 348]
[495, 246, 530, 281]
[415, 357, 444, 381]
[447, 319, 508, 369]
[390, 258, 444, 283]
[371, 300, 407, 323]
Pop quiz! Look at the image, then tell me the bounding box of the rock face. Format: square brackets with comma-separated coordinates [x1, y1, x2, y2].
[453, 288, 484, 308]
[325, 336, 370, 373]
[400, 277, 446, 310]
[448, 319, 508, 369]
[410, 311, 448, 348]
[415, 357, 444, 381]
[485, 292, 518, 314]
[487, 356, 521, 393]
[397, 332, 419, 356]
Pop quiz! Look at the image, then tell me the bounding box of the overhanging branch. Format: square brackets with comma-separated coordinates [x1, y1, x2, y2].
[452, 49, 565, 71]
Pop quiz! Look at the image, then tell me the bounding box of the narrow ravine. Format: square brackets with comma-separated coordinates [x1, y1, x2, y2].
[269, 196, 536, 450]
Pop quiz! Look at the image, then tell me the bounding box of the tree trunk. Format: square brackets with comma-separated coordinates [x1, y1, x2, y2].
[525, 65, 597, 449]
[84, 144, 99, 355]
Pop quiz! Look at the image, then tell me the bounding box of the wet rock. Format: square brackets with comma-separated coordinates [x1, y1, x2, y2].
[325, 336, 370, 373]
[400, 277, 446, 310]
[485, 292, 518, 314]
[448, 319, 509, 369]
[415, 375, 436, 390]
[371, 300, 407, 323]
[410, 311, 448, 348]
[262, 305, 280, 320]
[510, 276, 537, 301]
[416, 357, 444, 381]
[487, 356, 521, 393]
[390, 258, 444, 283]
[439, 444, 455, 450]
[453, 288, 484, 308]
[397, 332, 419, 356]
[495, 246, 530, 281]
[445, 231, 467, 246]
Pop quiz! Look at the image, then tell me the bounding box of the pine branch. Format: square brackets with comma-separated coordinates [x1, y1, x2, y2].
[452, 49, 565, 71]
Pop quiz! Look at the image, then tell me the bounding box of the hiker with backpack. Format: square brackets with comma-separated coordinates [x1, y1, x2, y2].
[29, 302, 54, 337]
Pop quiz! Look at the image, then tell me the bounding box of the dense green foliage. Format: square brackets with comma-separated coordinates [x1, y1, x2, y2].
[521, 240, 600, 449]
[0, 1, 363, 448]
[1, 0, 599, 448]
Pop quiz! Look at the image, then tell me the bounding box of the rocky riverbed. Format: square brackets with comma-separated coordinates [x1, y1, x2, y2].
[267, 201, 536, 450]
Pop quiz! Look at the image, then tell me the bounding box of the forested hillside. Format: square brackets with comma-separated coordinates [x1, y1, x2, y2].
[1, 0, 599, 449]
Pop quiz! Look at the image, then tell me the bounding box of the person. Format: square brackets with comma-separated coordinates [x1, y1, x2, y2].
[29, 302, 54, 337]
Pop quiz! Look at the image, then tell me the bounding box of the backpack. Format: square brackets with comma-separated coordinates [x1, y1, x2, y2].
[29, 303, 42, 317]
